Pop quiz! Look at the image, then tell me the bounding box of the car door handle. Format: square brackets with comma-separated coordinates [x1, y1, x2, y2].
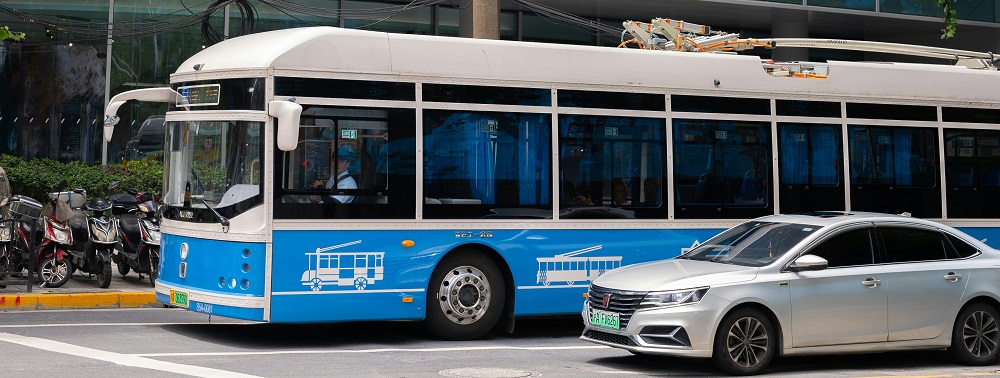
[944, 272, 962, 282]
[862, 278, 881, 288]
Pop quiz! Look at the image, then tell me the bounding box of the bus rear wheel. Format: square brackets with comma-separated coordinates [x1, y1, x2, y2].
[424, 251, 505, 341]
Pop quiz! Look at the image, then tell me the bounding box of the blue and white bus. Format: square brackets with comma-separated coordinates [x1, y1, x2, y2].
[103, 24, 1000, 340]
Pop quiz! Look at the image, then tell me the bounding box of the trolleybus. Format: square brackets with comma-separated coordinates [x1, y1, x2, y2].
[103, 21, 1000, 340]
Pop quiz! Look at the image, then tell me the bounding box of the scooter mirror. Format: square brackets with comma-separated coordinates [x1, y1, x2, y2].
[108, 181, 121, 191]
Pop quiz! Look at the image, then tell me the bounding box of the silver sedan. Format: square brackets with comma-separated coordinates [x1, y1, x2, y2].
[581, 212, 1000, 375]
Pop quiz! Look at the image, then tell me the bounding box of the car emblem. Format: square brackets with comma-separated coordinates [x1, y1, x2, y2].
[602, 293, 612, 308]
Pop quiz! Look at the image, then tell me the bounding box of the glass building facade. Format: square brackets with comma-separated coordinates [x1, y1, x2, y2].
[1, 0, 998, 165]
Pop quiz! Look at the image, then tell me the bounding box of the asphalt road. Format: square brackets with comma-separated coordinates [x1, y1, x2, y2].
[2, 308, 1000, 377]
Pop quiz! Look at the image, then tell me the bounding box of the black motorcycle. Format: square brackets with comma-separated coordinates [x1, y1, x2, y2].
[111, 188, 161, 287]
[64, 185, 115, 288]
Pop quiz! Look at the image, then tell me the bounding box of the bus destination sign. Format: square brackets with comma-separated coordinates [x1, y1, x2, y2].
[177, 84, 221, 106]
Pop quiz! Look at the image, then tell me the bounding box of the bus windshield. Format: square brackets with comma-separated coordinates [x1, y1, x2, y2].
[163, 120, 264, 221]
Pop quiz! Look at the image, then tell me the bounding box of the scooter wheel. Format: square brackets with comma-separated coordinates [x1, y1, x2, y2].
[148, 255, 159, 287]
[98, 261, 112, 288]
[117, 260, 130, 277]
[39, 256, 72, 288]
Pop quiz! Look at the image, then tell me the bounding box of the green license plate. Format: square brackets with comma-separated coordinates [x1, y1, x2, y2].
[590, 308, 620, 329]
[170, 290, 189, 308]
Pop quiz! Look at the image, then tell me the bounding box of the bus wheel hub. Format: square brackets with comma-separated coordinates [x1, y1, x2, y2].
[438, 265, 491, 324]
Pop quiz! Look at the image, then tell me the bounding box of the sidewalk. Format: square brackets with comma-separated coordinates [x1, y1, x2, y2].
[0, 262, 159, 311]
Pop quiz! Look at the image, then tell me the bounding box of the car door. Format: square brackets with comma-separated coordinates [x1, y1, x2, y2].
[788, 226, 888, 348]
[878, 224, 971, 342]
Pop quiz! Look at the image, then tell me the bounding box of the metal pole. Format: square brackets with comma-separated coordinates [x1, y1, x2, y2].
[102, 0, 115, 166]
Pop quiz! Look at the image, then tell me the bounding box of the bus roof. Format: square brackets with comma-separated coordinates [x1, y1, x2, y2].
[174, 26, 1000, 104]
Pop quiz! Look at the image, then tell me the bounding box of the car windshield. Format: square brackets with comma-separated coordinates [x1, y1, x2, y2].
[680, 221, 818, 267]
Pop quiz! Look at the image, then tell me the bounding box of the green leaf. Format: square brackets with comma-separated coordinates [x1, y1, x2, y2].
[937, 0, 958, 39]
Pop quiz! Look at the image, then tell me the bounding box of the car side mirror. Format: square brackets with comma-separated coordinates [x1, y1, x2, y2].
[786, 254, 828, 272]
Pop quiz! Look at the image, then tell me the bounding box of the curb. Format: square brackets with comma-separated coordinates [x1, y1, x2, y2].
[0, 292, 159, 311]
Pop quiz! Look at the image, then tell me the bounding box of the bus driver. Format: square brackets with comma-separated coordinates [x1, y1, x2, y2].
[313, 145, 358, 204]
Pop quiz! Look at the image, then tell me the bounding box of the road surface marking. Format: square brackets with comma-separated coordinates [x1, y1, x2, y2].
[136, 345, 610, 357]
[0, 332, 261, 378]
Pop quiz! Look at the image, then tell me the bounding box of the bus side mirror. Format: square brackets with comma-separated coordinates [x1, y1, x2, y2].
[103, 101, 126, 142]
[103, 87, 184, 142]
[269, 99, 302, 152]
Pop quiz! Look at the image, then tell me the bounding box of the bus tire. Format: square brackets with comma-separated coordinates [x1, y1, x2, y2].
[424, 251, 506, 341]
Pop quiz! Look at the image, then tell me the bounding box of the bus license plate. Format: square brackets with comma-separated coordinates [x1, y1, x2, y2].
[590, 308, 620, 329]
[170, 290, 189, 308]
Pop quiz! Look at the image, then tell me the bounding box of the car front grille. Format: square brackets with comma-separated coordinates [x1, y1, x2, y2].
[584, 329, 636, 346]
[588, 285, 647, 330]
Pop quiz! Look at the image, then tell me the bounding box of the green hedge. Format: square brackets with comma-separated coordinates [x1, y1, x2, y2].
[0, 154, 162, 202]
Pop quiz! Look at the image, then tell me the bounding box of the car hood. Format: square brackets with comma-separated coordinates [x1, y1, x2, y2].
[592, 258, 758, 292]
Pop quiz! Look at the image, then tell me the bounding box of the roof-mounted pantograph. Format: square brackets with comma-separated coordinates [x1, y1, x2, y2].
[620, 18, 997, 70]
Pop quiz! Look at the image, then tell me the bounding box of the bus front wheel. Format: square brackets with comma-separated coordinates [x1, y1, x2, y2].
[424, 251, 506, 341]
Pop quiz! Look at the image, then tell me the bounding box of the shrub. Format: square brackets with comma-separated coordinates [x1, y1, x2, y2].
[0, 154, 162, 202]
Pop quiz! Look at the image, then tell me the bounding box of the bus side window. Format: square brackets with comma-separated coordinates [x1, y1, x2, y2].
[558, 114, 666, 219]
[422, 110, 552, 219]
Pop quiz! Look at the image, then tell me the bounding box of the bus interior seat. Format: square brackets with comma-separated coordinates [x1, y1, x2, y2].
[739, 170, 763, 201]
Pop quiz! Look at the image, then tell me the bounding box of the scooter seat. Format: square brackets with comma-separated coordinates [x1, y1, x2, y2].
[119, 213, 141, 236]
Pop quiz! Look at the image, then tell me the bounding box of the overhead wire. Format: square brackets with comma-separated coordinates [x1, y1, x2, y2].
[511, 0, 624, 45]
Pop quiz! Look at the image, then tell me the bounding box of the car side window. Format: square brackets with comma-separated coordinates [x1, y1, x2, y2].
[945, 233, 979, 258]
[879, 226, 947, 263]
[805, 228, 874, 268]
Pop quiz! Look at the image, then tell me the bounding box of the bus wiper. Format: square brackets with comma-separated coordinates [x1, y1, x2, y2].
[198, 197, 230, 229]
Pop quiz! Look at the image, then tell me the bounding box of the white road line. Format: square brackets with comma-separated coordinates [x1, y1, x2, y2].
[136, 345, 611, 357]
[0, 332, 262, 378]
[0, 322, 251, 328]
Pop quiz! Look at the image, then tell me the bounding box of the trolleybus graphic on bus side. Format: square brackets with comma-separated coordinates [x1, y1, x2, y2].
[301, 240, 384, 291]
[536, 245, 622, 286]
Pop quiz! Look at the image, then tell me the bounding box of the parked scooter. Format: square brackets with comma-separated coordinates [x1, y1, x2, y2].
[111, 187, 161, 287]
[36, 181, 77, 288]
[0, 194, 43, 282]
[62, 183, 119, 288]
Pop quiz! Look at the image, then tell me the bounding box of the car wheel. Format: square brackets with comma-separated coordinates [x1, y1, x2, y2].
[424, 251, 505, 341]
[97, 260, 112, 288]
[712, 307, 776, 376]
[949, 302, 1000, 365]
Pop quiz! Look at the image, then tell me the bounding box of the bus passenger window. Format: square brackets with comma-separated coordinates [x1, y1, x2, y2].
[777, 123, 844, 213]
[558, 115, 666, 219]
[847, 125, 940, 217]
[422, 110, 552, 219]
[944, 129, 1000, 218]
[673, 119, 772, 219]
[274, 106, 416, 220]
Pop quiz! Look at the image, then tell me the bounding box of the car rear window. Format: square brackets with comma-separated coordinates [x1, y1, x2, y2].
[880, 227, 947, 263]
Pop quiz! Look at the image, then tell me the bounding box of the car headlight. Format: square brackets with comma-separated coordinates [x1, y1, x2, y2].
[638, 287, 710, 310]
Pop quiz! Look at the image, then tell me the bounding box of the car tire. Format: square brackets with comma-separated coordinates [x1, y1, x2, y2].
[712, 307, 776, 376]
[949, 302, 1000, 365]
[424, 251, 505, 341]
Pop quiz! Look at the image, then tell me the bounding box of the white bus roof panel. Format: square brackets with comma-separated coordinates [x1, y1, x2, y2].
[174, 27, 1000, 104]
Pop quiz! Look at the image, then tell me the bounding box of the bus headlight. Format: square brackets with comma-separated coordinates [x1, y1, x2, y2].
[638, 287, 709, 310]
